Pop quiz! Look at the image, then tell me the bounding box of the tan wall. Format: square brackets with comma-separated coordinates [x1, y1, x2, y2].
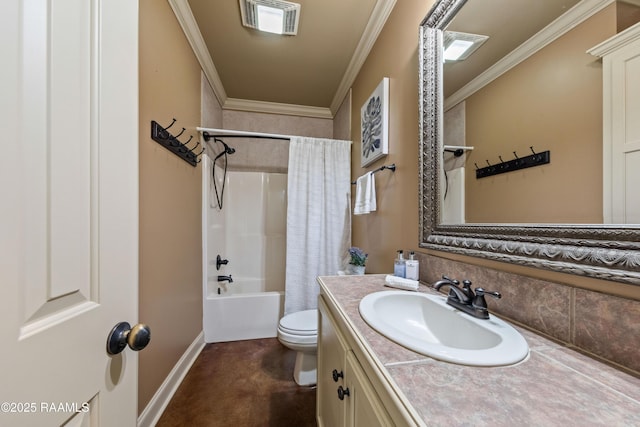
[464, 6, 616, 223]
[351, 0, 435, 273]
[333, 89, 352, 141]
[139, 0, 204, 413]
[202, 72, 223, 129]
[617, 1, 640, 31]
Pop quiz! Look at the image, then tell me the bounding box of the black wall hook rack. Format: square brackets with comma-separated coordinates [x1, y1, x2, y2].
[476, 147, 550, 179]
[151, 119, 204, 167]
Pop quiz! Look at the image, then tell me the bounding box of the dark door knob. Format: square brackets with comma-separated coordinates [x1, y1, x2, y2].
[107, 322, 151, 355]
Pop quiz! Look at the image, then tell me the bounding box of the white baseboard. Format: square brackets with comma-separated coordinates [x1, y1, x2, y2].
[137, 331, 205, 427]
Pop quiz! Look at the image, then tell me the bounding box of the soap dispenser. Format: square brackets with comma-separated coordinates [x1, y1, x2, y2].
[405, 251, 419, 280]
[394, 250, 406, 278]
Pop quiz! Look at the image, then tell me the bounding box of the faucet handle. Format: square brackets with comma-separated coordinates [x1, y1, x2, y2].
[476, 288, 501, 299]
[216, 255, 229, 270]
[462, 280, 474, 297]
[442, 275, 459, 285]
[472, 288, 501, 311]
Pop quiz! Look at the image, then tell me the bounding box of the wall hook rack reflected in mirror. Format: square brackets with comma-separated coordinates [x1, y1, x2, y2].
[476, 147, 550, 179]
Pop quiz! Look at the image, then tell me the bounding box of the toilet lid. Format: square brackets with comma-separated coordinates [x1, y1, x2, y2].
[279, 309, 317, 336]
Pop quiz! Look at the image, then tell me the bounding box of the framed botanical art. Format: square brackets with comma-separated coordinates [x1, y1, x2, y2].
[360, 77, 389, 167]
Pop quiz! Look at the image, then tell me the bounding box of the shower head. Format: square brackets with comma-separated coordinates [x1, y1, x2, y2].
[444, 148, 464, 157]
[213, 138, 236, 160]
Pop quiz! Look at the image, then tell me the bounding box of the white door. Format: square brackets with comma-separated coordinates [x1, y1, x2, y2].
[0, 0, 140, 426]
[611, 41, 640, 223]
[601, 27, 640, 224]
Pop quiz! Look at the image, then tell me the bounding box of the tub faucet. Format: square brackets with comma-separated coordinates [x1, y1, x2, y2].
[217, 275, 233, 283]
[432, 275, 501, 319]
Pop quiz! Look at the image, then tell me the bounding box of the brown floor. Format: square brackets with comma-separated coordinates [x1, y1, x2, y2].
[156, 338, 317, 427]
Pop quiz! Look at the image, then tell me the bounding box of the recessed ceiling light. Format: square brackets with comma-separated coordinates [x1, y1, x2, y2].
[443, 31, 489, 61]
[256, 5, 285, 34]
[239, 0, 301, 35]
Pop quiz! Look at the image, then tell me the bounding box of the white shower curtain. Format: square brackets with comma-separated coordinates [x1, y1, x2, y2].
[285, 136, 352, 315]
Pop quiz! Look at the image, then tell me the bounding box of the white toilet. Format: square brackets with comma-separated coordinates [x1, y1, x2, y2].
[277, 309, 318, 386]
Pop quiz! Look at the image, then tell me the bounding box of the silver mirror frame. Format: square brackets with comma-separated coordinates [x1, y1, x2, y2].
[418, 0, 640, 286]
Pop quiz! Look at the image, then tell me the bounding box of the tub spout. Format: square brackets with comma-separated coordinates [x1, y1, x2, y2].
[217, 275, 233, 283]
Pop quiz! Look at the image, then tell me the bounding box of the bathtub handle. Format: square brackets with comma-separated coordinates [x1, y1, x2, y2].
[216, 255, 229, 270]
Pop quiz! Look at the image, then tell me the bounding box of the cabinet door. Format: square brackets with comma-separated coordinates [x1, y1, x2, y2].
[345, 351, 394, 427]
[318, 299, 348, 427]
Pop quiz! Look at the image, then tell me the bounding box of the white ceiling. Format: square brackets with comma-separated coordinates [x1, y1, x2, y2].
[170, 0, 395, 118]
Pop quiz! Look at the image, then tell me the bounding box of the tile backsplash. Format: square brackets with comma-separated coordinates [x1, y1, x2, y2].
[417, 252, 640, 376]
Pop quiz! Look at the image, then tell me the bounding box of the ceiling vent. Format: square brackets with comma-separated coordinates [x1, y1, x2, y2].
[239, 0, 301, 35]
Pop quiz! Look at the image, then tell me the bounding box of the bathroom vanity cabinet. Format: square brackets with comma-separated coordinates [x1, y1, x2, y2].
[316, 274, 640, 426]
[317, 299, 394, 427]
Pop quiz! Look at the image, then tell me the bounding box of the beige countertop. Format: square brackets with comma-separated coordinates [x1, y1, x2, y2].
[318, 274, 640, 426]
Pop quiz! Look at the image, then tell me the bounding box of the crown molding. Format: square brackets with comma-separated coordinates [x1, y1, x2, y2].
[167, 0, 227, 106]
[444, 0, 614, 111]
[329, 0, 397, 115]
[223, 98, 333, 119]
[588, 21, 640, 57]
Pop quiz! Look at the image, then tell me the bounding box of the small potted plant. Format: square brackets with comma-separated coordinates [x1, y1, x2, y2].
[347, 247, 367, 275]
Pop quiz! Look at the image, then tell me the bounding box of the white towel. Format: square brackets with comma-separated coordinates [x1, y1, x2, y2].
[384, 275, 419, 291]
[354, 172, 376, 215]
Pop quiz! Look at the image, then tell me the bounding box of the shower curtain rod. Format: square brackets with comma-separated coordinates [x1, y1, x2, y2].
[197, 127, 292, 141]
[197, 127, 352, 144]
[444, 145, 474, 151]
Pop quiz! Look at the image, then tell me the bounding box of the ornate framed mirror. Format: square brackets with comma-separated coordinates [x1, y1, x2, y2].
[418, 0, 640, 285]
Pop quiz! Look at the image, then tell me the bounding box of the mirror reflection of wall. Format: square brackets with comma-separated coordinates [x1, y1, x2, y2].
[442, 102, 466, 224]
[442, 1, 640, 224]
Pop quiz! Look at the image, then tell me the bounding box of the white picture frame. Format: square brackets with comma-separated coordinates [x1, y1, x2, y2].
[360, 77, 389, 167]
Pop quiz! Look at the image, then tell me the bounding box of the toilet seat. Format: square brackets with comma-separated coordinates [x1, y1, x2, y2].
[278, 309, 317, 336]
[277, 309, 318, 346]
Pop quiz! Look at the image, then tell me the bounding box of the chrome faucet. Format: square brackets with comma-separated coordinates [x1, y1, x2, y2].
[217, 275, 233, 283]
[432, 275, 501, 319]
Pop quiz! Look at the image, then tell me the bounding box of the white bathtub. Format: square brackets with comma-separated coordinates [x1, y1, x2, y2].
[204, 278, 284, 343]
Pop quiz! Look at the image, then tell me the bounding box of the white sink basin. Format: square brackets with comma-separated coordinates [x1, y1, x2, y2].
[359, 290, 529, 366]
